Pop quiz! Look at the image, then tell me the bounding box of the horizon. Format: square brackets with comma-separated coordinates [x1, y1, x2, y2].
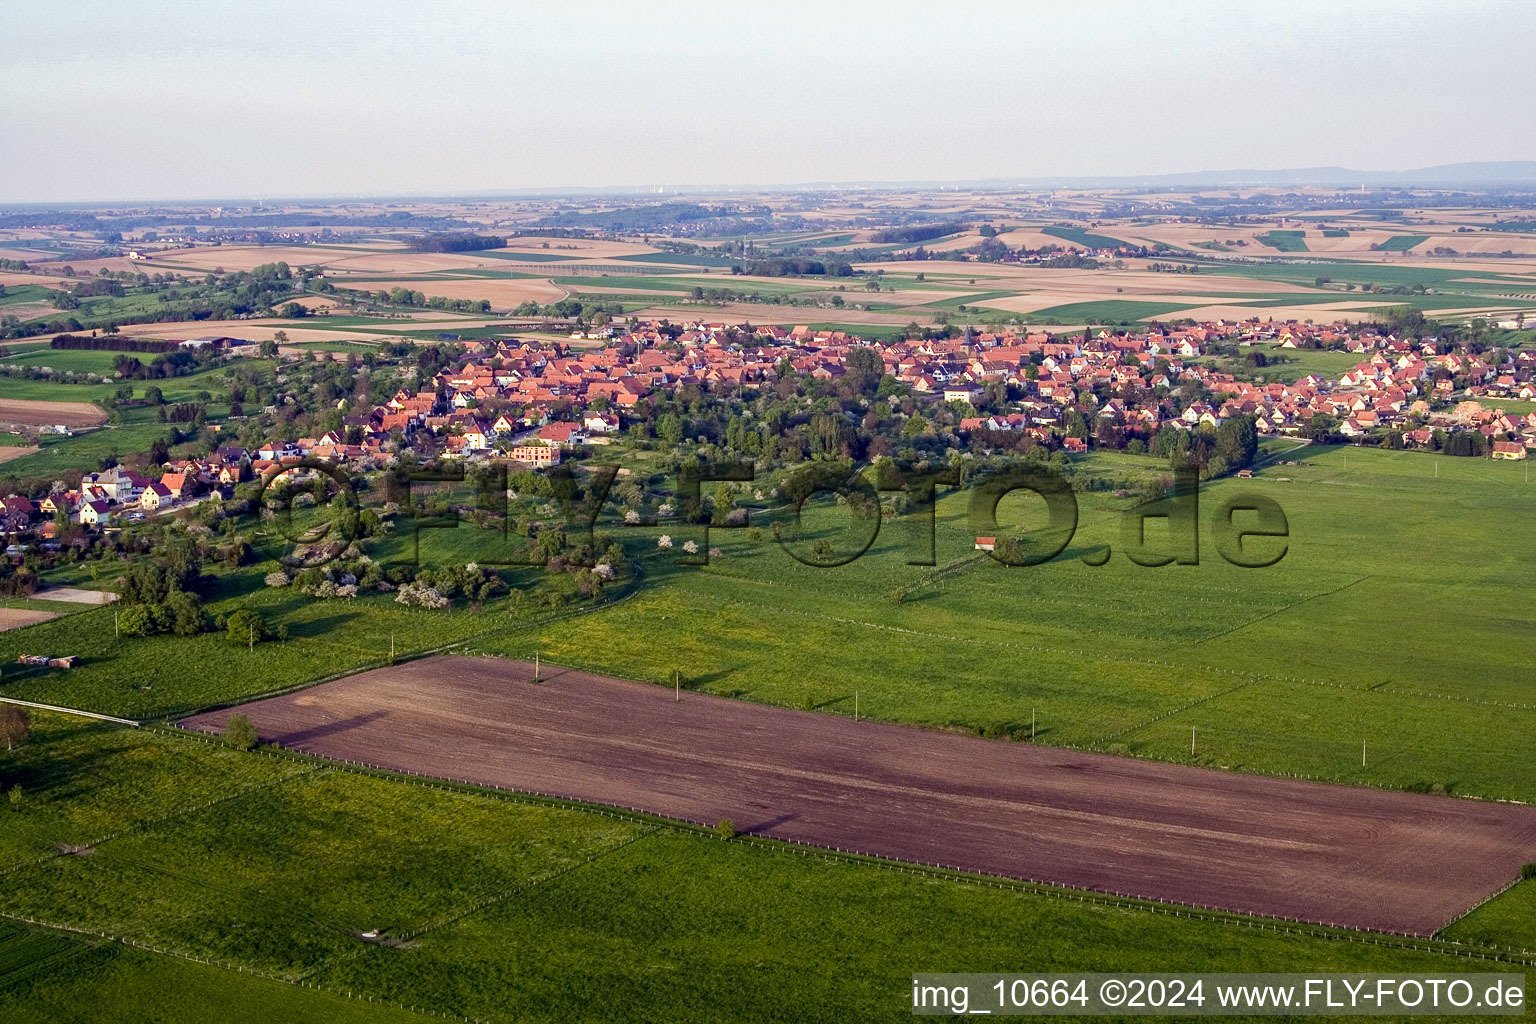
[7, 159, 1536, 208]
[4, 0, 1536, 203]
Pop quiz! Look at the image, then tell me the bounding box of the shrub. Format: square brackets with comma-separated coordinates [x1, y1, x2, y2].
[1522, 862, 1536, 881]
[221, 713, 259, 751]
[396, 583, 450, 609]
[657, 534, 672, 548]
[714, 819, 737, 840]
[264, 571, 290, 587]
[117, 604, 154, 637]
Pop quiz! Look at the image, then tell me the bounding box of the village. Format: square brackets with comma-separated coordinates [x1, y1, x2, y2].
[2, 312, 1532, 552]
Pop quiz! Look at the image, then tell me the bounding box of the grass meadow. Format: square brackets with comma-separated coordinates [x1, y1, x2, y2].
[0, 714, 1525, 1023]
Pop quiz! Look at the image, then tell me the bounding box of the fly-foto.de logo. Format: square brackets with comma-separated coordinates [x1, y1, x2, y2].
[254, 459, 1289, 572]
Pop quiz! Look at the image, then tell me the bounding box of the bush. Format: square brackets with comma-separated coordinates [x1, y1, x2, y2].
[713, 819, 737, 840]
[117, 604, 154, 637]
[221, 713, 259, 751]
[1522, 862, 1536, 881]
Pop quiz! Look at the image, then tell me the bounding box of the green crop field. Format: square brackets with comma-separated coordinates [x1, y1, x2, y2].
[1028, 299, 1197, 323]
[616, 251, 741, 268]
[0, 714, 1522, 1023]
[1379, 235, 1430, 252]
[1041, 225, 1131, 249]
[7, 348, 147, 375]
[1256, 230, 1309, 252]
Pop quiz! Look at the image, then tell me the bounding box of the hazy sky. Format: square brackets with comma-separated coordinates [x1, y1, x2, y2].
[4, 0, 1534, 202]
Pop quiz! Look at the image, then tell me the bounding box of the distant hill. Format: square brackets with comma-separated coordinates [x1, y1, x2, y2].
[467, 161, 1536, 196]
[1009, 162, 1536, 189]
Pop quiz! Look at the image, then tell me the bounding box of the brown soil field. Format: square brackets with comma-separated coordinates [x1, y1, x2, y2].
[0, 446, 40, 464]
[0, 272, 80, 289]
[0, 399, 106, 428]
[0, 607, 58, 632]
[180, 656, 1536, 936]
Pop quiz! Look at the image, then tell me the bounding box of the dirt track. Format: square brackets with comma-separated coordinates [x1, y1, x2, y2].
[179, 656, 1536, 936]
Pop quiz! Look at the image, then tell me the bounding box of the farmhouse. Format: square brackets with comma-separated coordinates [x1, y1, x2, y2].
[1491, 441, 1527, 460]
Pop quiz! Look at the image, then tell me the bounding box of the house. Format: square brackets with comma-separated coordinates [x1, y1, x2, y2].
[943, 385, 981, 405]
[974, 537, 996, 551]
[583, 412, 620, 434]
[537, 422, 587, 448]
[460, 419, 494, 451]
[1491, 440, 1527, 460]
[140, 482, 173, 510]
[159, 473, 189, 500]
[78, 500, 112, 526]
[39, 493, 78, 517]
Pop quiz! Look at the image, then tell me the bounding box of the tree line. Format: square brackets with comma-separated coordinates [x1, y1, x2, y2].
[407, 233, 507, 253]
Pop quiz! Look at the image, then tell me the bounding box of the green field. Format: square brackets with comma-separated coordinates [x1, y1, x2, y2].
[1256, 230, 1309, 252]
[0, 424, 174, 478]
[1040, 226, 1131, 249]
[1379, 235, 1431, 252]
[0, 921, 428, 1024]
[0, 714, 1525, 1023]
[7, 349, 147, 375]
[1028, 299, 1196, 323]
[1252, 346, 1364, 381]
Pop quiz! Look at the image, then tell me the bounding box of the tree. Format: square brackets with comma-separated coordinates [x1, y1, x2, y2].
[144, 385, 163, 406]
[222, 713, 259, 751]
[1213, 415, 1258, 471]
[7, 784, 21, 811]
[714, 818, 737, 840]
[165, 590, 205, 637]
[0, 705, 29, 751]
[226, 608, 269, 650]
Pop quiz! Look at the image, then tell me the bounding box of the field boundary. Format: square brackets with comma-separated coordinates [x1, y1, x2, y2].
[0, 696, 138, 726]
